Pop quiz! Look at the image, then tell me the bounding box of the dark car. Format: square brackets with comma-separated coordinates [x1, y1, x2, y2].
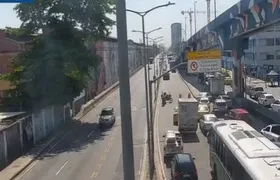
[225, 108, 252, 126]
[170, 153, 198, 180]
[99, 107, 115, 128]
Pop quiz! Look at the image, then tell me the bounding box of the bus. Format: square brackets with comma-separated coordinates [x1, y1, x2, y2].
[208, 120, 280, 180]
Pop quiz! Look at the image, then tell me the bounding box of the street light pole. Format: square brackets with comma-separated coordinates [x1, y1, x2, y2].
[116, 0, 135, 179]
[194, 1, 197, 34]
[126, 3, 175, 177]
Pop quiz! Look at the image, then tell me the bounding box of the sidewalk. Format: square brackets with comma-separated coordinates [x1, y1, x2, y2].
[222, 68, 280, 100]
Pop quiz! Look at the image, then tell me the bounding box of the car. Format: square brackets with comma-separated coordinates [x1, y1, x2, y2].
[213, 99, 227, 117]
[99, 107, 116, 128]
[163, 130, 183, 159]
[170, 153, 198, 180]
[271, 100, 280, 113]
[261, 124, 280, 142]
[258, 93, 275, 107]
[173, 107, 179, 126]
[196, 92, 211, 101]
[199, 114, 218, 135]
[197, 104, 210, 120]
[199, 97, 210, 105]
[224, 108, 252, 126]
[216, 94, 232, 108]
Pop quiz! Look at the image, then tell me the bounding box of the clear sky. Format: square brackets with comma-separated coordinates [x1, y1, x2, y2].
[0, 0, 240, 46]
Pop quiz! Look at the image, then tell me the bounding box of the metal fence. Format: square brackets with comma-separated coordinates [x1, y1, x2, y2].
[0, 104, 71, 170]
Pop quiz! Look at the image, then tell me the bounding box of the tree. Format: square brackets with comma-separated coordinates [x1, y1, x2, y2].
[3, 0, 115, 110]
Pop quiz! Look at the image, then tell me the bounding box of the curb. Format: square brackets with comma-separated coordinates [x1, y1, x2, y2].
[5, 65, 143, 180]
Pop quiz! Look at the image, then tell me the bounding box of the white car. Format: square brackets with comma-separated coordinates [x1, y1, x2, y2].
[271, 100, 280, 113]
[199, 97, 210, 105]
[197, 92, 210, 101]
[261, 124, 280, 142]
[163, 130, 183, 158]
[199, 114, 218, 134]
[258, 93, 275, 106]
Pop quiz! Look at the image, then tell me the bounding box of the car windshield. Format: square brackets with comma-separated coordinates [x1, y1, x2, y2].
[271, 126, 280, 135]
[200, 99, 208, 103]
[206, 117, 217, 121]
[222, 96, 230, 100]
[266, 95, 274, 99]
[254, 87, 264, 91]
[216, 102, 226, 106]
[101, 109, 113, 116]
[199, 106, 209, 111]
[274, 100, 280, 104]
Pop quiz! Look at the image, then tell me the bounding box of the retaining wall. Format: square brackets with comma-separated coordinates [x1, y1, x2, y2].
[0, 104, 71, 170]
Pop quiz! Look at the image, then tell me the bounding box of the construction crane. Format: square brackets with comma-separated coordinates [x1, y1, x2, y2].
[195, 10, 217, 24]
[181, 9, 193, 37]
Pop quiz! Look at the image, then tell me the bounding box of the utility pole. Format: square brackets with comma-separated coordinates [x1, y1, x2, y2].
[181, 9, 193, 37]
[214, 0, 217, 19]
[116, 0, 135, 179]
[206, 0, 211, 24]
[194, 1, 197, 34]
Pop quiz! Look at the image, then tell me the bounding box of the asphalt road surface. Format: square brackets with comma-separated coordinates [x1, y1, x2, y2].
[155, 72, 269, 180]
[14, 67, 150, 180]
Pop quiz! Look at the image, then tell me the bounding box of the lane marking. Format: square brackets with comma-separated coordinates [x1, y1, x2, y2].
[100, 155, 106, 161]
[155, 91, 166, 179]
[87, 130, 94, 138]
[139, 118, 148, 180]
[55, 161, 68, 176]
[110, 136, 115, 141]
[105, 147, 110, 152]
[97, 164, 102, 169]
[91, 172, 99, 178]
[15, 132, 70, 180]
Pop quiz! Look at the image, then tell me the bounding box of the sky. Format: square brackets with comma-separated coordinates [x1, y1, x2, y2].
[0, 0, 240, 46]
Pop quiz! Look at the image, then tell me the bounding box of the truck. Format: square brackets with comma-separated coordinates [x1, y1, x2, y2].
[208, 76, 225, 98]
[178, 98, 198, 134]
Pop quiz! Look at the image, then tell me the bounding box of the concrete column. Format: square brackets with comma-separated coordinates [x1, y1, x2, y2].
[230, 37, 248, 98]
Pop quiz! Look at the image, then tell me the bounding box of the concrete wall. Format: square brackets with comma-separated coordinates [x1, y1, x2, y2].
[0, 104, 71, 170]
[72, 38, 145, 116]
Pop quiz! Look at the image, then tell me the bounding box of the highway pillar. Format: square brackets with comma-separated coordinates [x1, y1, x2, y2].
[230, 37, 248, 98]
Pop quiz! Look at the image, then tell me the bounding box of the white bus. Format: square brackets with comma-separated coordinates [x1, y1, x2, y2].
[208, 120, 280, 180]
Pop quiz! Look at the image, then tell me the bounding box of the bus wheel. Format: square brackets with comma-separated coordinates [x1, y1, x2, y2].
[211, 165, 218, 180]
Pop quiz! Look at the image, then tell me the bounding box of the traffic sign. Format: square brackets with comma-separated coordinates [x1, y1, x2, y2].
[187, 50, 221, 73]
[190, 62, 198, 71]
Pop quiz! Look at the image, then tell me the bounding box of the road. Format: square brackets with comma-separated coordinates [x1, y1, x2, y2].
[155, 72, 269, 180]
[14, 67, 150, 180]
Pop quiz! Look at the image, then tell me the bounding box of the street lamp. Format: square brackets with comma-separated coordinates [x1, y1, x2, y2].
[126, 2, 175, 176]
[148, 36, 163, 42]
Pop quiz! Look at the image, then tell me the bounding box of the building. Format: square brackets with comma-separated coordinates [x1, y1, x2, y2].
[0, 30, 33, 98]
[244, 25, 280, 79]
[171, 23, 182, 52]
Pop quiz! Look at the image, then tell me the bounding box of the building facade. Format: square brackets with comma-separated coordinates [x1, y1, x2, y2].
[243, 25, 280, 79]
[171, 23, 182, 48]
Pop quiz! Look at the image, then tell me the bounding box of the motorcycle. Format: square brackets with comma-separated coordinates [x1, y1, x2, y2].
[165, 93, 173, 103]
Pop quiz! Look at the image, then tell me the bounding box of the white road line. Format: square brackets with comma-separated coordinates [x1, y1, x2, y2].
[55, 161, 68, 176]
[14, 132, 70, 179]
[156, 93, 166, 180]
[139, 124, 148, 180]
[87, 130, 94, 138]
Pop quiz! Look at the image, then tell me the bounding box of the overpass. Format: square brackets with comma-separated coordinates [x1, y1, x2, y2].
[186, 0, 280, 97]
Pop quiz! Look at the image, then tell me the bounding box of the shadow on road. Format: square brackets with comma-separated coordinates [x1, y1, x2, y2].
[36, 119, 110, 159]
[182, 133, 200, 143]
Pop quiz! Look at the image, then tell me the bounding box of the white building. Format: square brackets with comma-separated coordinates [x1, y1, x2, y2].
[244, 25, 280, 78]
[171, 23, 182, 47]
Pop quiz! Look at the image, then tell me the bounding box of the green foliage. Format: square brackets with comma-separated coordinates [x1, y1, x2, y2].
[3, 0, 115, 110]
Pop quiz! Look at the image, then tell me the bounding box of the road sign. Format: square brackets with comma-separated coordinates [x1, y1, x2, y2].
[187, 51, 221, 73]
[190, 62, 198, 71]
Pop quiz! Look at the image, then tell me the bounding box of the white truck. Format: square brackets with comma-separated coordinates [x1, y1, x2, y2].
[178, 98, 198, 134]
[209, 76, 225, 98]
[163, 130, 183, 159]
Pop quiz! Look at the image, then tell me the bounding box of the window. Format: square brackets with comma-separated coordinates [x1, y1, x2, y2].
[249, 39, 255, 47]
[266, 38, 275, 46]
[259, 53, 274, 60]
[276, 38, 280, 45]
[276, 50, 280, 59]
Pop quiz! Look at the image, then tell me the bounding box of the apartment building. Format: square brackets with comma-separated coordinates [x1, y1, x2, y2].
[244, 25, 280, 78]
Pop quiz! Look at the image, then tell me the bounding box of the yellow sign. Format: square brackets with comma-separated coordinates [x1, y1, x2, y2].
[187, 51, 221, 60]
